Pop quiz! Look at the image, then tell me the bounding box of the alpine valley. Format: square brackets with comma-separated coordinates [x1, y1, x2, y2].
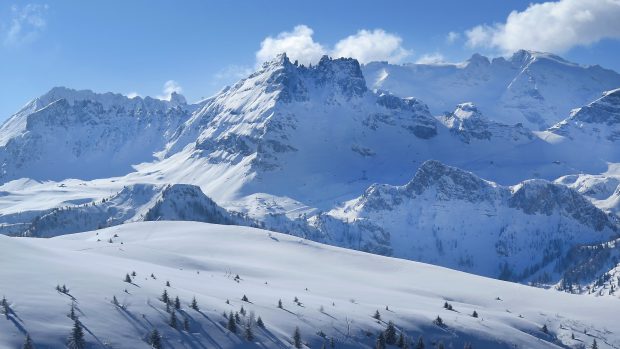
[2, 50, 620, 349]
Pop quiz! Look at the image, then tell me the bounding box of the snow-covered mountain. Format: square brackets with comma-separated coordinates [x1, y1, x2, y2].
[439, 102, 534, 144]
[0, 221, 618, 349]
[363, 50, 620, 130]
[1, 51, 620, 295]
[2, 183, 254, 237]
[307, 160, 618, 284]
[0, 87, 196, 181]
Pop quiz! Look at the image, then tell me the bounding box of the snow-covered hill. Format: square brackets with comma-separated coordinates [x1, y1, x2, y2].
[0, 183, 254, 237]
[307, 160, 618, 284]
[0, 221, 618, 348]
[363, 50, 620, 130]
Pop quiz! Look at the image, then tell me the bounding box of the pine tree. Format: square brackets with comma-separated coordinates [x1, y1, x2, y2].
[174, 296, 181, 310]
[166, 281, 171, 287]
[227, 311, 237, 333]
[131, 271, 137, 277]
[190, 296, 199, 311]
[124, 273, 132, 283]
[376, 332, 386, 349]
[244, 325, 254, 341]
[293, 326, 302, 348]
[161, 290, 169, 303]
[183, 316, 190, 331]
[112, 295, 119, 307]
[542, 324, 548, 334]
[415, 336, 425, 349]
[149, 329, 162, 349]
[397, 333, 405, 348]
[1, 297, 9, 319]
[257, 316, 265, 328]
[68, 304, 77, 321]
[385, 321, 397, 345]
[240, 306, 246, 316]
[330, 337, 335, 348]
[22, 334, 34, 349]
[592, 339, 599, 349]
[67, 318, 85, 349]
[373, 310, 381, 320]
[433, 316, 444, 327]
[571, 333, 575, 340]
[235, 312, 241, 323]
[278, 299, 283, 308]
[242, 294, 249, 302]
[472, 310, 478, 318]
[169, 310, 177, 329]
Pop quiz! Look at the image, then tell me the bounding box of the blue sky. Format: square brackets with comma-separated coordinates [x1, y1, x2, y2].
[1, 0, 619, 120]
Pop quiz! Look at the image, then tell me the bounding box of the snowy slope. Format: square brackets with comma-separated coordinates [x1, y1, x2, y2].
[0, 221, 618, 349]
[308, 160, 618, 284]
[363, 50, 620, 130]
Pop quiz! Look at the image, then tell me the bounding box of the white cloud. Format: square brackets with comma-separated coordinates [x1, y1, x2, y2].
[157, 80, 182, 101]
[4, 4, 48, 46]
[332, 29, 411, 64]
[465, 0, 620, 53]
[256, 25, 326, 66]
[416, 53, 446, 64]
[446, 31, 460, 44]
[255, 25, 412, 65]
[126, 92, 140, 99]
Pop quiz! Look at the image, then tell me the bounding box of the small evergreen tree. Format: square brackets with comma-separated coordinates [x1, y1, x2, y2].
[257, 316, 265, 328]
[385, 321, 397, 345]
[376, 332, 386, 349]
[293, 326, 302, 348]
[112, 295, 119, 307]
[227, 311, 237, 333]
[415, 336, 425, 349]
[174, 296, 181, 310]
[68, 304, 77, 321]
[242, 294, 249, 302]
[148, 329, 162, 349]
[169, 310, 177, 329]
[278, 299, 283, 308]
[433, 316, 444, 327]
[244, 325, 254, 341]
[472, 310, 478, 318]
[190, 296, 199, 311]
[161, 290, 169, 303]
[1, 297, 9, 319]
[124, 273, 132, 283]
[22, 334, 34, 349]
[131, 271, 137, 277]
[397, 332, 405, 348]
[571, 333, 575, 340]
[183, 316, 190, 331]
[542, 324, 548, 334]
[592, 339, 599, 349]
[373, 310, 381, 320]
[166, 281, 171, 287]
[235, 312, 241, 323]
[67, 318, 85, 349]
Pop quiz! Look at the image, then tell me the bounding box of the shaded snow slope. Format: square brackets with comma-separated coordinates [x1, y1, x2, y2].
[0, 221, 618, 348]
